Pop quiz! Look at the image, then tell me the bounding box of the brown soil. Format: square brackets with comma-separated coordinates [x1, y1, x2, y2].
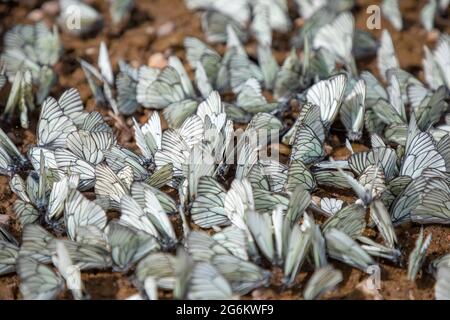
[0, 0, 449, 300]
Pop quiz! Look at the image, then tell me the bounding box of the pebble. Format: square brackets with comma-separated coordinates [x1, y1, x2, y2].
[42, 1, 59, 15]
[0, 215, 10, 225]
[426, 29, 440, 43]
[356, 278, 384, 300]
[271, 143, 291, 156]
[130, 60, 141, 69]
[27, 9, 44, 22]
[145, 26, 156, 35]
[312, 196, 321, 206]
[0, 283, 15, 300]
[294, 18, 305, 28]
[85, 47, 98, 56]
[148, 53, 168, 69]
[324, 144, 333, 156]
[157, 22, 175, 37]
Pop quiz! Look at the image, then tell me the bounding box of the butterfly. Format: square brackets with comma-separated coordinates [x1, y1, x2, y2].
[313, 12, 355, 72]
[3, 70, 35, 128]
[59, 0, 103, 36]
[119, 190, 177, 250]
[423, 36, 450, 91]
[0, 240, 19, 276]
[381, 0, 402, 30]
[109, 0, 134, 24]
[340, 79, 366, 141]
[377, 30, 399, 81]
[80, 42, 118, 113]
[407, 228, 432, 281]
[325, 228, 375, 272]
[303, 265, 343, 300]
[305, 73, 348, 128]
[290, 103, 326, 164]
[106, 220, 160, 271]
[0, 127, 28, 176]
[1, 22, 61, 104]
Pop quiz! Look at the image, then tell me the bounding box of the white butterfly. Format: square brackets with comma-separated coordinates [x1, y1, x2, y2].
[313, 12, 355, 70]
[65, 188, 107, 242]
[305, 74, 348, 128]
[381, 0, 403, 30]
[340, 79, 366, 141]
[377, 30, 399, 81]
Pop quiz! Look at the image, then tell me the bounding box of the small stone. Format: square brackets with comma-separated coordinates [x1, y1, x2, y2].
[426, 29, 440, 43]
[312, 196, 321, 206]
[157, 22, 175, 37]
[85, 47, 97, 56]
[27, 9, 44, 22]
[294, 18, 305, 28]
[324, 144, 333, 156]
[42, 1, 59, 15]
[356, 278, 384, 300]
[0, 214, 10, 225]
[145, 26, 156, 35]
[271, 143, 291, 156]
[130, 60, 141, 69]
[148, 53, 168, 69]
[0, 283, 15, 300]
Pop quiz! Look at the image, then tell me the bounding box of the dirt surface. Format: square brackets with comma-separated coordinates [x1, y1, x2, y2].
[0, 0, 449, 300]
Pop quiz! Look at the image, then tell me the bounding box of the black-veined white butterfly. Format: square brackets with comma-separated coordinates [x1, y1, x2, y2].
[407, 228, 432, 281]
[303, 265, 343, 300]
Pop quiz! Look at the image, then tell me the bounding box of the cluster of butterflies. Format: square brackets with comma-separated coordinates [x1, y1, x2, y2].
[0, 0, 450, 300]
[0, 0, 135, 129]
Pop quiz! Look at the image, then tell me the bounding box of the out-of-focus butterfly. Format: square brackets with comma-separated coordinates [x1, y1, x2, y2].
[423, 36, 450, 91]
[313, 12, 355, 72]
[135, 252, 177, 293]
[185, 0, 251, 27]
[407, 228, 432, 281]
[186, 262, 234, 300]
[0, 127, 28, 176]
[80, 42, 118, 113]
[59, 0, 103, 36]
[303, 265, 343, 300]
[357, 236, 402, 263]
[116, 60, 139, 115]
[17, 256, 64, 300]
[3, 70, 34, 128]
[251, 0, 291, 33]
[1, 22, 61, 104]
[324, 228, 375, 271]
[435, 266, 450, 300]
[106, 220, 160, 271]
[0, 240, 19, 276]
[295, 0, 326, 19]
[377, 30, 399, 81]
[420, 0, 437, 32]
[51, 240, 86, 300]
[381, 0, 402, 30]
[109, 0, 134, 25]
[187, 228, 270, 294]
[119, 189, 177, 250]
